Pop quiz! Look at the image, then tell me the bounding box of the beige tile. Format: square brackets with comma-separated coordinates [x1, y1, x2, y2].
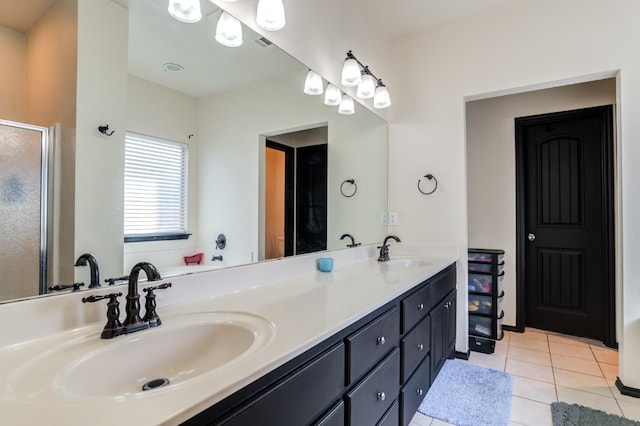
[556, 386, 622, 416]
[599, 362, 619, 380]
[551, 354, 602, 377]
[592, 347, 619, 365]
[512, 376, 557, 404]
[619, 400, 640, 422]
[509, 346, 552, 366]
[430, 419, 456, 426]
[553, 368, 613, 398]
[547, 333, 591, 347]
[506, 359, 555, 384]
[510, 396, 552, 426]
[549, 342, 596, 361]
[410, 411, 433, 426]
[607, 377, 640, 406]
[466, 352, 507, 371]
[523, 329, 550, 341]
[510, 335, 550, 353]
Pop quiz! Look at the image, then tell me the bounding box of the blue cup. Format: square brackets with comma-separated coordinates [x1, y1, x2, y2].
[317, 257, 334, 272]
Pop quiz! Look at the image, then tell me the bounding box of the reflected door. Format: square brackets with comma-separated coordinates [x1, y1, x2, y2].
[0, 120, 49, 299]
[265, 142, 293, 259]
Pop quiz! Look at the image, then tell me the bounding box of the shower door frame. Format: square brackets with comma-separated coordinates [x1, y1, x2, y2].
[0, 119, 50, 296]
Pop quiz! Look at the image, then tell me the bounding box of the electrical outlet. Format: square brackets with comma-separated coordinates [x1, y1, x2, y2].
[380, 212, 388, 226]
[389, 212, 398, 226]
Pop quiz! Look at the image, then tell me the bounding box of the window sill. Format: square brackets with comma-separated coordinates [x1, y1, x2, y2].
[124, 233, 191, 243]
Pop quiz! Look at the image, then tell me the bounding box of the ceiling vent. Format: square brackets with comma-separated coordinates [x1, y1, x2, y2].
[253, 37, 273, 48]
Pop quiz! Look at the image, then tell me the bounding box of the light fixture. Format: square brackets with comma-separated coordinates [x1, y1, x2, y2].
[303, 70, 324, 95]
[324, 84, 341, 106]
[356, 68, 375, 99]
[373, 81, 391, 109]
[215, 11, 243, 47]
[341, 51, 362, 87]
[338, 95, 355, 115]
[168, 0, 202, 23]
[256, 0, 286, 31]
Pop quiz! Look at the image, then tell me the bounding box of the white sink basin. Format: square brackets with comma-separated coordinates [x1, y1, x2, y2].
[382, 258, 430, 268]
[8, 312, 275, 400]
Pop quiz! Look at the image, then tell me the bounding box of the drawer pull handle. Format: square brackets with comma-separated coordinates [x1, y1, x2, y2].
[377, 336, 386, 345]
[417, 303, 424, 310]
[377, 392, 386, 401]
[417, 344, 424, 351]
[416, 388, 423, 396]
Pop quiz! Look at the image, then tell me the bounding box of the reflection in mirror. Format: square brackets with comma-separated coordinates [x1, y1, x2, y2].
[0, 0, 388, 303]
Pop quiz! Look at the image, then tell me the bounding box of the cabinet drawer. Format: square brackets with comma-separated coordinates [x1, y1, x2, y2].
[401, 284, 430, 333]
[347, 307, 400, 384]
[400, 357, 430, 426]
[224, 343, 345, 426]
[401, 315, 430, 382]
[377, 400, 399, 426]
[430, 267, 456, 306]
[346, 348, 400, 426]
[314, 400, 344, 426]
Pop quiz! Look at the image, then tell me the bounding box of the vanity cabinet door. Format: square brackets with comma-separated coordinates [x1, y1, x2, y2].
[400, 357, 430, 426]
[377, 400, 399, 426]
[401, 284, 430, 333]
[400, 315, 430, 383]
[222, 343, 345, 426]
[430, 290, 456, 383]
[313, 400, 344, 426]
[346, 307, 400, 384]
[346, 348, 400, 426]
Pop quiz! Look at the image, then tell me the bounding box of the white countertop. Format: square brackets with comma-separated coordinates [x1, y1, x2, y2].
[0, 244, 457, 425]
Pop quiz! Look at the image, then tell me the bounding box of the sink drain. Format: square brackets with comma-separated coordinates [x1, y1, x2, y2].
[142, 378, 170, 391]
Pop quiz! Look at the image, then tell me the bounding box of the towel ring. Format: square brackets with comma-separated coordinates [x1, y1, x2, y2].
[340, 179, 357, 198]
[418, 174, 438, 195]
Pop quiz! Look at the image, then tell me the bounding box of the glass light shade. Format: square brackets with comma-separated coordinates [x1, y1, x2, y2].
[341, 58, 362, 87]
[256, 0, 286, 31]
[304, 70, 323, 95]
[168, 0, 202, 23]
[324, 84, 341, 106]
[215, 12, 243, 47]
[356, 74, 375, 99]
[219, 0, 237, 2]
[338, 95, 355, 115]
[373, 85, 391, 109]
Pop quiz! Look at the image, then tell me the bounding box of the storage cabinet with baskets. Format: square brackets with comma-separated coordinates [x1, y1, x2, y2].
[467, 248, 504, 353]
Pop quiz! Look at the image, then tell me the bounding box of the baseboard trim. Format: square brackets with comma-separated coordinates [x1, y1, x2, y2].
[455, 350, 471, 360]
[616, 378, 640, 398]
[502, 325, 521, 333]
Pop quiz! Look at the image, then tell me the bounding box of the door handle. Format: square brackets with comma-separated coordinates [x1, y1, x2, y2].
[528, 233, 536, 242]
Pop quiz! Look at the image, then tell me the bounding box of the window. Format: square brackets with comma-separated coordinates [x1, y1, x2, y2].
[124, 132, 188, 242]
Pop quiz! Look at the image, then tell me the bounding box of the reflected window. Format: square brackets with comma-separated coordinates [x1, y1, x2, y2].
[124, 132, 188, 242]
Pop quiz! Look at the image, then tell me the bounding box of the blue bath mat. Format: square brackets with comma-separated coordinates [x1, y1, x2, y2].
[418, 359, 513, 426]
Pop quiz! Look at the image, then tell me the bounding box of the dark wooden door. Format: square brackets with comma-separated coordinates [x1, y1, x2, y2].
[516, 106, 614, 345]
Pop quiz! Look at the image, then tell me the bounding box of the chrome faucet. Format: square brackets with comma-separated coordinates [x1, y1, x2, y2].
[377, 235, 401, 262]
[123, 262, 162, 334]
[340, 233, 361, 248]
[75, 253, 101, 288]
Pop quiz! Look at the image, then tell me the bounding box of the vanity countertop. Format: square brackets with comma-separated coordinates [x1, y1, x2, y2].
[0, 246, 457, 425]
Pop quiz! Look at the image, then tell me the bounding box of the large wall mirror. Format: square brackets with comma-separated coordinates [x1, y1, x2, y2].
[0, 0, 388, 303]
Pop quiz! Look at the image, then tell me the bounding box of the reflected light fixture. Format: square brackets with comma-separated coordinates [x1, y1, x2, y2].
[168, 0, 202, 23]
[324, 84, 342, 106]
[303, 70, 324, 95]
[256, 0, 286, 31]
[338, 95, 355, 115]
[373, 81, 391, 109]
[341, 51, 362, 87]
[215, 11, 243, 47]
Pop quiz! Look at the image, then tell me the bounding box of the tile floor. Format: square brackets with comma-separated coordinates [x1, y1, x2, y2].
[409, 328, 640, 426]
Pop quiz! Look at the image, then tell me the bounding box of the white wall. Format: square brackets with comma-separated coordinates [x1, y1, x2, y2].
[198, 68, 387, 265]
[466, 79, 616, 327]
[389, 0, 640, 387]
[0, 26, 26, 122]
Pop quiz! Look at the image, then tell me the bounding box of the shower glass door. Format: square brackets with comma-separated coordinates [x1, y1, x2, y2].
[0, 119, 49, 300]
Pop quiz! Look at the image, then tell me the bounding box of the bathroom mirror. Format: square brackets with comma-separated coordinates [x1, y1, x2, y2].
[0, 0, 387, 303]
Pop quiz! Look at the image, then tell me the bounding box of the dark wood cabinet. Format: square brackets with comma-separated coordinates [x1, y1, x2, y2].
[184, 263, 456, 426]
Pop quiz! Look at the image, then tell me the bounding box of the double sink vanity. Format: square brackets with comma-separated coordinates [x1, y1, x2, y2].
[0, 244, 458, 425]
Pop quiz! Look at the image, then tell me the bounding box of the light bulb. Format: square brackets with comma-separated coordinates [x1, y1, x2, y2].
[256, 0, 286, 31]
[357, 74, 375, 99]
[215, 11, 243, 47]
[168, 0, 202, 23]
[303, 70, 323, 95]
[341, 58, 362, 87]
[338, 95, 355, 115]
[324, 84, 341, 106]
[373, 84, 391, 109]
